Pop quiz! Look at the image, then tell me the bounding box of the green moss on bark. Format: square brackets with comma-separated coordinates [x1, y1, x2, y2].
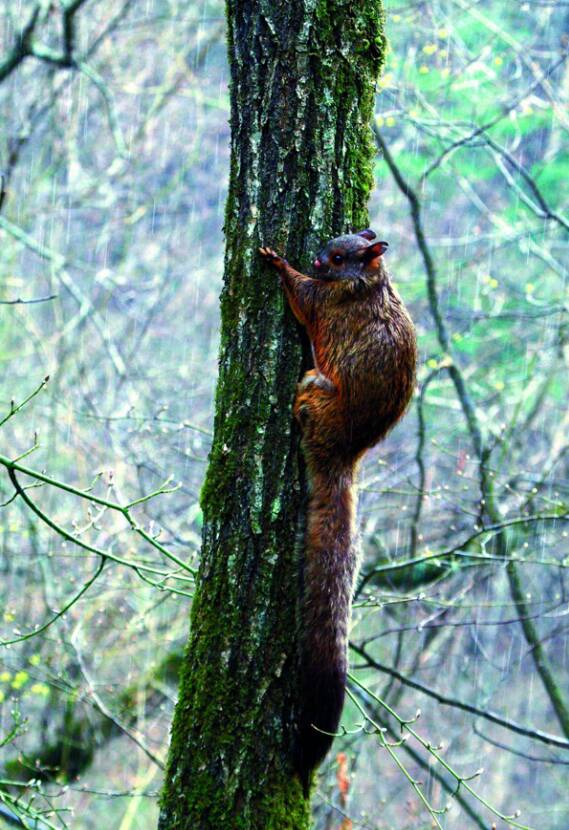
[159, 2, 385, 828]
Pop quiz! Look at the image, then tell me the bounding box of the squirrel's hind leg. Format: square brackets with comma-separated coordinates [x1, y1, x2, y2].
[294, 379, 346, 463]
[293, 373, 335, 426]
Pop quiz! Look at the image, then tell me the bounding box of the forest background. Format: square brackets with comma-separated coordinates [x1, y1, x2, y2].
[0, 1, 568, 828]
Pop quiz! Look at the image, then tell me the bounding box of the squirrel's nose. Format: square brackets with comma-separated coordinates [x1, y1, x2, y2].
[313, 259, 321, 269]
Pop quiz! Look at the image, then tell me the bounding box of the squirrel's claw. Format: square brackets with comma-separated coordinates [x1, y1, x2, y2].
[259, 245, 286, 271]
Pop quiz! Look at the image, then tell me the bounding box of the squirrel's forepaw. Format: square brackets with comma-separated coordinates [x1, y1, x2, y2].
[259, 246, 286, 271]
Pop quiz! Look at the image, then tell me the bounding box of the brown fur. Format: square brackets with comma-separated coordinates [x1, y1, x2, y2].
[260, 231, 417, 793]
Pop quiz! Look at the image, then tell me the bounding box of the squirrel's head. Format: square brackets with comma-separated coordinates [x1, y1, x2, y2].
[312, 229, 388, 281]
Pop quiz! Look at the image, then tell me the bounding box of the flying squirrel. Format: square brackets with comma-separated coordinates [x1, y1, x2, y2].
[259, 229, 417, 795]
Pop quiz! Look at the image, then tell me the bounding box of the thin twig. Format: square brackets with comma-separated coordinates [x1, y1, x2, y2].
[350, 643, 569, 750]
[0, 294, 57, 305]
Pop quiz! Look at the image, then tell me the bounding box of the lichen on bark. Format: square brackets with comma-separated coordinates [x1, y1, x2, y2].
[159, 2, 385, 828]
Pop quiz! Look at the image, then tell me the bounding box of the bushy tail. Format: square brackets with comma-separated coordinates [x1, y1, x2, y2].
[294, 464, 359, 795]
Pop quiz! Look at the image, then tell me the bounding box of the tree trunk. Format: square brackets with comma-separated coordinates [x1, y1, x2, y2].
[159, 2, 385, 828]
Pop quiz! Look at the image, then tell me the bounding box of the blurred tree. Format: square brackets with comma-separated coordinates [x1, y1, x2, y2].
[158, 2, 386, 828]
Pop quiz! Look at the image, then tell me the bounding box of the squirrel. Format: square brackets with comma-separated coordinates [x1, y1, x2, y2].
[259, 229, 417, 795]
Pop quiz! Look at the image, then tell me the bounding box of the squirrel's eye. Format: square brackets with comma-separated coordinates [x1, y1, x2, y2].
[332, 254, 343, 265]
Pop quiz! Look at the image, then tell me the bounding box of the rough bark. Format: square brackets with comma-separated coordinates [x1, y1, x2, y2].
[159, 2, 385, 828]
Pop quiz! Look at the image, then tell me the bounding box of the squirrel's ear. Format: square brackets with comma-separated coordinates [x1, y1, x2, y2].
[363, 240, 389, 260]
[356, 228, 376, 241]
